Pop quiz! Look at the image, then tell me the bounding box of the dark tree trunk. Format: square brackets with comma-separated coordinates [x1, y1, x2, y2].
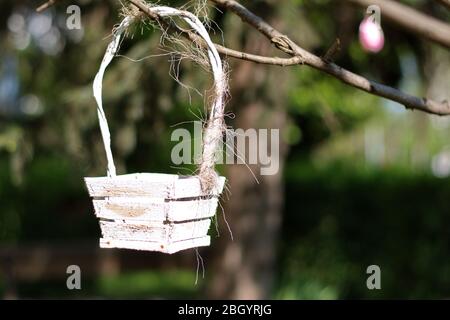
[207, 2, 290, 299]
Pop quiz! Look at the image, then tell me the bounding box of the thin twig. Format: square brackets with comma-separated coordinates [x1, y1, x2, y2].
[322, 38, 341, 63]
[36, 0, 59, 13]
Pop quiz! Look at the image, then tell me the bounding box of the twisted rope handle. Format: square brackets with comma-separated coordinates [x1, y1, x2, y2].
[93, 7, 227, 190]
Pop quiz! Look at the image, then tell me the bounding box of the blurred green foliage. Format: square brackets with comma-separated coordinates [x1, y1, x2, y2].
[278, 161, 450, 299]
[97, 270, 198, 298]
[0, 270, 199, 299]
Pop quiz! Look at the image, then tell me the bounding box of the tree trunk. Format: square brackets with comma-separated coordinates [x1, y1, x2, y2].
[207, 2, 289, 299]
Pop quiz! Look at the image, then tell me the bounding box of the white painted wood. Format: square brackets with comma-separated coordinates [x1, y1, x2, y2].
[172, 176, 226, 198]
[85, 173, 172, 198]
[84, 173, 226, 199]
[99, 219, 212, 243]
[168, 198, 219, 221]
[93, 197, 166, 221]
[85, 173, 226, 252]
[93, 197, 220, 222]
[100, 236, 211, 254]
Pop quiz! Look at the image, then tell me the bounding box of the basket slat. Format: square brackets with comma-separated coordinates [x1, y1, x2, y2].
[99, 219, 212, 243]
[85, 173, 226, 199]
[100, 236, 211, 254]
[93, 197, 220, 222]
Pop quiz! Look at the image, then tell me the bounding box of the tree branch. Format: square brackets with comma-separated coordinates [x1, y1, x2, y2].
[35, 0, 450, 115]
[36, 0, 58, 13]
[36, 0, 303, 67]
[127, 0, 303, 66]
[210, 0, 450, 116]
[214, 45, 303, 66]
[346, 0, 450, 49]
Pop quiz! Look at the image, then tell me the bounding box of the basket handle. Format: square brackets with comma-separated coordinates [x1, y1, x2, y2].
[93, 7, 227, 184]
[93, 16, 133, 177]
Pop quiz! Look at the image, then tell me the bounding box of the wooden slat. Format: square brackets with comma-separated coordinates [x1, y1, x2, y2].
[84, 173, 226, 199]
[168, 197, 219, 221]
[99, 236, 211, 254]
[93, 197, 166, 221]
[99, 219, 212, 243]
[170, 219, 212, 242]
[84, 173, 172, 198]
[93, 197, 220, 222]
[172, 176, 226, 198]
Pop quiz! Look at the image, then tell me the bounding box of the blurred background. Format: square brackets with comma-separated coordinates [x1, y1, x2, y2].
[0, 0, 450, 299]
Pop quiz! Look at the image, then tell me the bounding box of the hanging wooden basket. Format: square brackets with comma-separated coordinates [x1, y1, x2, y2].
[85, 173, 225, 254]
[84, 8, 228, 254]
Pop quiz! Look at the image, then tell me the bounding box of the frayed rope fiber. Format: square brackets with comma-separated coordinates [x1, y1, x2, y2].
[93, 5, 228, 193]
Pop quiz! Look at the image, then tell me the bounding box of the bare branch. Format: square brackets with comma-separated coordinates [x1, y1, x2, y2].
[215, 45, 303, 66]
[346, 0, 450, 49]
[35, 0, 450, 115]
[36, 0, 59, 13]
[127, 0, 302, 66]
[36, 0, 303, 66]
[210, 0, 450, 116]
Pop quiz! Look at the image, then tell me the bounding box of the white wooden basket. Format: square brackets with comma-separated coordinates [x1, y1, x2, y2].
[85, 173, 225, 253]
[85, 9, 228, 254]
